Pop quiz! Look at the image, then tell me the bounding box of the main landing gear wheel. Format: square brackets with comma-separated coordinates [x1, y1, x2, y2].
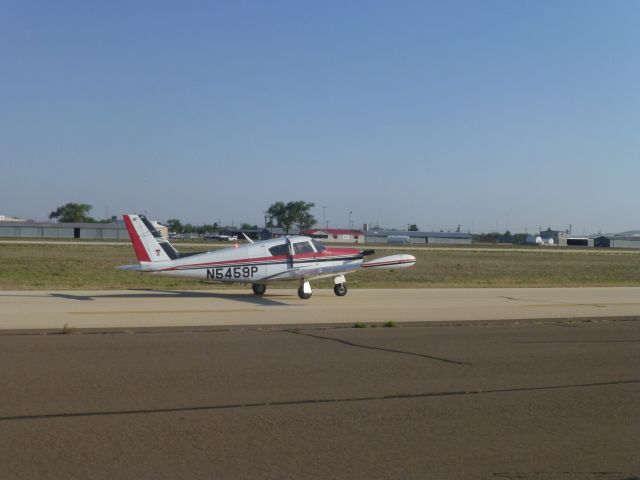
[252, 284, 267, 296]
[298, 285, 312, 300]
[334, 283, 348, 296]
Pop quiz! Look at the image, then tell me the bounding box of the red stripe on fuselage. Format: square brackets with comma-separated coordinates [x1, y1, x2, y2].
[123, 215, 151, 262]
[158, 250, 364, 272]
[322, 247, 362, 257]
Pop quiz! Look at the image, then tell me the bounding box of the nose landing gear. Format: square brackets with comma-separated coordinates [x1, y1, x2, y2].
[333, 283, 348, 296]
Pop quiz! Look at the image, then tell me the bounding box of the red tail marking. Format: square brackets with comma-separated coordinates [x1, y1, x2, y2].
[123, 215, 151, 262]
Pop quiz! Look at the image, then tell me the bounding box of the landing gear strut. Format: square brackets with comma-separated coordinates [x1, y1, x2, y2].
[334, 283, 348, 297]
[298, 281, 312, 299]
[252, 284, 267, 296]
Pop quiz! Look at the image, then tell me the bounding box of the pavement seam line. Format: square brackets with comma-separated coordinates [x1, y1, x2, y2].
[1, 379, 637, 423]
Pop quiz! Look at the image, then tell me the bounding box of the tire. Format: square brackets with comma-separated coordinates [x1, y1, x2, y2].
[252, 284, 267, 296]
[334, 283, 348, 296]
[298, 286, 312, 299]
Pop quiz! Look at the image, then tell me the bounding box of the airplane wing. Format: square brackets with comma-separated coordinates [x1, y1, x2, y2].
[261, 262, 361, 282]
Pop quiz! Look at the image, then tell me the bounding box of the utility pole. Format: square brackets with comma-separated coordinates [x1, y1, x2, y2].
[322, 206, 326, 229]
[348, 211, 352, 229]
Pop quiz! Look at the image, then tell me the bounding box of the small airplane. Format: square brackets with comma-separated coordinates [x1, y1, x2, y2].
[119, 214, 416, 299]
[203, 233, 239, 241]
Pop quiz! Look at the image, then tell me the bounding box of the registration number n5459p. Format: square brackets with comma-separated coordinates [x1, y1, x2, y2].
[206, 266, 259, 280]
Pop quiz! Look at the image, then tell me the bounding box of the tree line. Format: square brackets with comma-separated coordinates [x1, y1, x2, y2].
[48, 203, 538, 244]
[47, 201, 317, 235]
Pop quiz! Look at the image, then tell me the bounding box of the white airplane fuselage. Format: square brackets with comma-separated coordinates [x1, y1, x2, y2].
[140, 236, 365, 284]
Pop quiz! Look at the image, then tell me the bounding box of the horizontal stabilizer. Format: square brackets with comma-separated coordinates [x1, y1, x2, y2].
[362, 254, 416, 270]
[116, 264, 143, 271]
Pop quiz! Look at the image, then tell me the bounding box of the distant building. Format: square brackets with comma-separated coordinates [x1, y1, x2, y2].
[259, 227, 299, 240]
[557, 232, 594, 247]
[0, 220, 166, 240]
[304, 228, 363, 244]
[539, 228, 562, 245]
[594, 235, 640, 249]
[364, 230, 471, 245]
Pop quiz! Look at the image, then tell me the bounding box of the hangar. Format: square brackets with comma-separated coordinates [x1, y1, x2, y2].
[557, 233, 595, 247]
[0, 220, 144, 240]
[364, 230, 471, 245]
[304, 228, 363, 244]
[594, 235, 640, 249]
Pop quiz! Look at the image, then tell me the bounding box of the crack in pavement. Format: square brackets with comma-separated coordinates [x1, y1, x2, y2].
[286, 329, 471, 365]
[1, 380, 637, 423]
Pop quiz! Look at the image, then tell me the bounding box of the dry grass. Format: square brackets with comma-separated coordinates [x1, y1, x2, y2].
[0, 243, 212, 290]
[1, 243, 639, 290]
[347, 248, 640, 288]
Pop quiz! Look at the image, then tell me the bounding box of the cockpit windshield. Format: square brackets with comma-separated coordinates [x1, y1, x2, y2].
[293, 241, 315, 254]
[311, 239, 326, 252]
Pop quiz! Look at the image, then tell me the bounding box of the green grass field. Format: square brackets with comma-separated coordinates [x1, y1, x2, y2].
[1, 242, 640, 290]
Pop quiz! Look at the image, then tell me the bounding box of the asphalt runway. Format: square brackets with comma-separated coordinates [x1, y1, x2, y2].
[0, 319, 638, 479]
[1, 287, 640, 330]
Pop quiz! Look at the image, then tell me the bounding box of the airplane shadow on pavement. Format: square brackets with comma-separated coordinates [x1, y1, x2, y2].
[47, 290, 293, 307]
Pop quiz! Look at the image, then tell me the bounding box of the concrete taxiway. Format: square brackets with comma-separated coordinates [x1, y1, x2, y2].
[0, 319, 638, 479]
[1, 287, 640, 330]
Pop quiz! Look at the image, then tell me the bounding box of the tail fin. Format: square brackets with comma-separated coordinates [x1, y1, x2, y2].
[123, 214, 179, 263]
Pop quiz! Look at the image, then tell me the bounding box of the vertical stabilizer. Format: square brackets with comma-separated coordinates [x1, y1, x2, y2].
[123, 214, 179, 263]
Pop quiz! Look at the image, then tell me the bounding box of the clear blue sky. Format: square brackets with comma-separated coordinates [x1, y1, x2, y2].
[1, 1, 638, 233]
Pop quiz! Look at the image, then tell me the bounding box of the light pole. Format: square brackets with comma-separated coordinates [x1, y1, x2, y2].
[348, 211, 352, 229]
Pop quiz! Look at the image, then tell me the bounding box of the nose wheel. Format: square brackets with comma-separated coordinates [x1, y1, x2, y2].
[334, 283, 348, 296]
[252, 284, 267, 296]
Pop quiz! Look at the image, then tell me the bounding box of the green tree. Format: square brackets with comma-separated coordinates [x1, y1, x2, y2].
[291, 201, 316, 231]
[166, 219, 183, 233]
[49, 203, 94, 223]
[201, 224, 217, 233]
[267, 201, 316, 234]
[408, 224, 419, 231]
[267, 201, 290, 232]
[241, 223, 259, 230]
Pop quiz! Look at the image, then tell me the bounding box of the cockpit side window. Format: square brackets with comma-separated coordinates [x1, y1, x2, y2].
[268, 243, 289, 256]
[293, 241, 315, 254]
[311, 239, 326, 252]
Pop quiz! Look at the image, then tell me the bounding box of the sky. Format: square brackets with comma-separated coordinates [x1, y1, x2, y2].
[1, 1, 638, 234]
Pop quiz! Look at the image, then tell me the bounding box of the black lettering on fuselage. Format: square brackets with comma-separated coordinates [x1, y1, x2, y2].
[205, 266, 259, 281]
